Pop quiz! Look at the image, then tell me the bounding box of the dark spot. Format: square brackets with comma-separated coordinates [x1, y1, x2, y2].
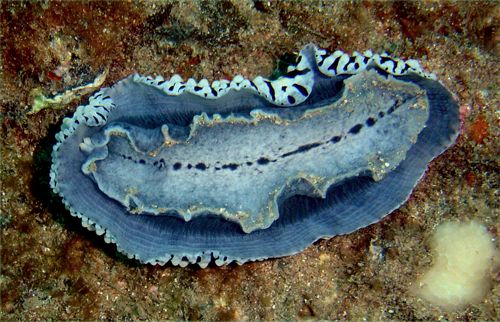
[249, 81, 258, 90]
[378, 111, 385, 118]
[327, 56, 341, 72]
[194, 86, 202, 91]
[379, 56, 392, 65]
[287, 95, 296, 104]
[282, 142, 322, 158]
[257, 157, 270, 165]
[173, 162, 182, 170]
[348, 124, 363, 134]
[345, 55, 356, 71]
[187, 164, 192, 169]
[318, 53, 329, 66]
[222, 163, 239, 170]
[387, 100, 402, 115]
[246, 161, 253, 166]
[195, 163, 207, 170]
[169, 85, 175, 91]
[281, 86, 287, 91]
[296, 55, 302, 65]
[366, 117, 376, 127]
[264, 81, 276, 101]
[284, 68, 310, 78]
[297, 142, 321, 152]
[330, 136, 341, 143]
[139, 159, 146, 164]
[292, 84, 308, 96]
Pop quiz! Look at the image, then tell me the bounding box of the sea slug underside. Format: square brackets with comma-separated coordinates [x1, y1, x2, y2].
[50, 44, 459, 267]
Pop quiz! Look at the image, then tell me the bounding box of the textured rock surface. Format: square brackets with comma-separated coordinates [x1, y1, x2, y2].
[1, 1, 498, 320]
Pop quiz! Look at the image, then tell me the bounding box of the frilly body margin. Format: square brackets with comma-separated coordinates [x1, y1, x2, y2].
[50, 44, 442, 267]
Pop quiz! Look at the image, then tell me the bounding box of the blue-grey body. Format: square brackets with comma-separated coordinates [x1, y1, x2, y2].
[50, 45, 459, 267]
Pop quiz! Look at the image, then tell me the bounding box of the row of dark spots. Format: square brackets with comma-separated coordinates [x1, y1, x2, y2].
[328, 112, 386, 146]
[121, 110, 382, 173]
[199, 102, 391, 169]
[281, 142, 322, 158]
[120, 154, 167, 170]
[387, 98, 404, 115]
[345, 111, 382, 136]
[120, 106, 392, 172]
[182, 163, 208, 170]
[277, 111, 384, 159]
[169, 156, 278, 172]
[329, 107, 389, 142]
[120, 154, 248, 172]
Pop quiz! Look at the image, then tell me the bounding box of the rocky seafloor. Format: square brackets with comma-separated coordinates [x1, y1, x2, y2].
[0, 1, 498, 320]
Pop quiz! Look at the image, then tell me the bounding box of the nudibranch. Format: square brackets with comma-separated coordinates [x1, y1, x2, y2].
[50, 44, 459, 267]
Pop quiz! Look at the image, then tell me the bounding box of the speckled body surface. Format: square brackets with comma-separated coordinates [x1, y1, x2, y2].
[1, 1, 498, 320]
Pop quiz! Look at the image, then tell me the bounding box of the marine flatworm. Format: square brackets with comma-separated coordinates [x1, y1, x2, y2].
[50, 45, 459, 267]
